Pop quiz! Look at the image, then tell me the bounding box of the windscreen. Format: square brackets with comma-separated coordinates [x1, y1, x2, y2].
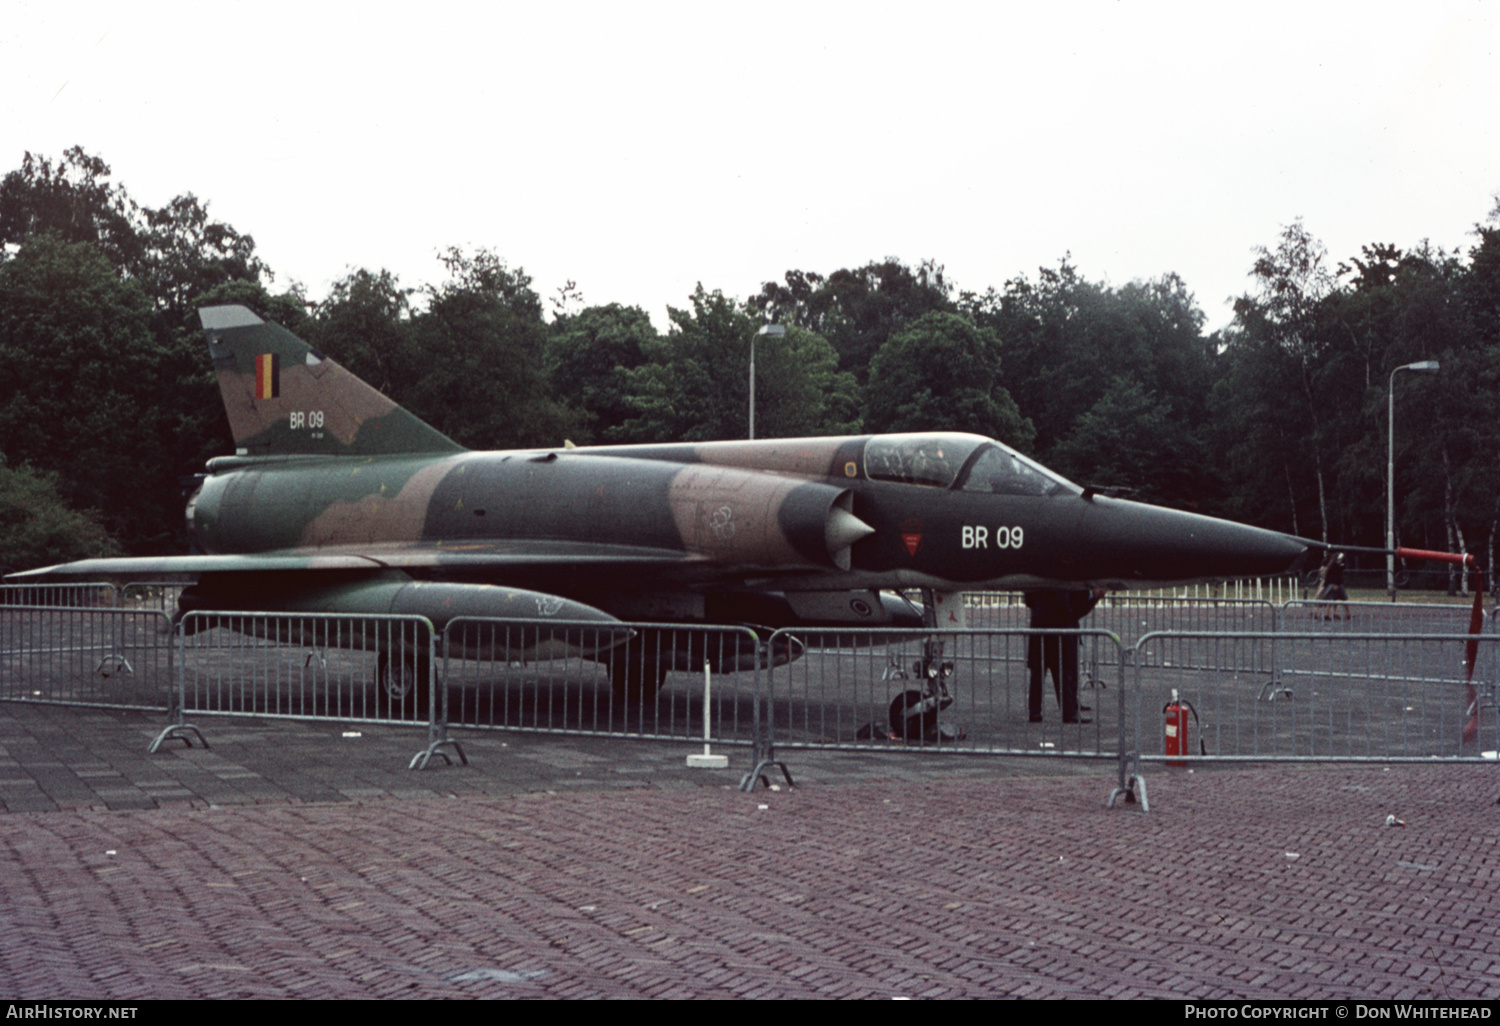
[957, 442, 1080, 497]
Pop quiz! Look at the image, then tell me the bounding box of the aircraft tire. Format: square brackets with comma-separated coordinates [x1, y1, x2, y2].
[889, 689, 939, 743]
[376, 647, 431, 722]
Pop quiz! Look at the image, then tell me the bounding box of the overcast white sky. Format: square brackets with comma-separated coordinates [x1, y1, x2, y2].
[3, 1, 1497, 334]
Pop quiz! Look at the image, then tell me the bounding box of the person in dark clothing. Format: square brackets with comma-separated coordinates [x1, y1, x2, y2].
[1314, 551, 1349, 620]
[1026, 589, 1106, 723]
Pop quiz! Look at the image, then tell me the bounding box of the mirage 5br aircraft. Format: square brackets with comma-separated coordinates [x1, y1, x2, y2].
[11, 305, 1311, 705]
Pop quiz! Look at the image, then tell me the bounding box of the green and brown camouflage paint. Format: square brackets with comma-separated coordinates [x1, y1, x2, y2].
[12, 306, 1310, 633]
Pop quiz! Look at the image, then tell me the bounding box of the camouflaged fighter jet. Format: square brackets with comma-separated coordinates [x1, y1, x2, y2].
[11, 304, 1310, 702]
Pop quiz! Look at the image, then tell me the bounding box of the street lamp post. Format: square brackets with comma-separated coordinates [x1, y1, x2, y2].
[749, 323, 785, 440]
[1387, 360, 1440, 600]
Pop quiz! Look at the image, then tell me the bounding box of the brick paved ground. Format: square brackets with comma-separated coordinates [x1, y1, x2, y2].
[0, 702, 1498, 998]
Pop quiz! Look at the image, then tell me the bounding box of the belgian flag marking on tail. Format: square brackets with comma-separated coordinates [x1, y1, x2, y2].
[255, 353, 279, 399]
[199, 305, 465, 455]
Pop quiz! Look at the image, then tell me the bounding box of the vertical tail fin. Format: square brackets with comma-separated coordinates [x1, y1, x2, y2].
[199, 305, 464, 458]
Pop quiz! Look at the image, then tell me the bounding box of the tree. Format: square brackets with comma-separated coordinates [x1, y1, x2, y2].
[0, 148, 142, 272]
[1459, 202, 1500, 582]
[0, 459, 119, 570]
[1462, 196, 1500, 347]
[620, 287, 762, 443]
[963, 260, 1115, 452]
[750, 324, 862, 439]
[405, 248, 575, 448]
[1211, 227, 1482, 563]
[305, 268, 415, 397]
[1325, 244, 1471, 550]
[1051, 377, 1204, 507]
[0, 151, 270, 334]
[618, 286, 860, 443]
[1347, 244, 1491, 584]
[0, 150, 294, 554]
[748, 259, 955, 383]
[545, 303, 659, 443]
[863, 311, 1034, 449]
[963, 261, 1218, 498]
[1229, 221, 1340, 542]
[1207, 334, 1311, 534]
[0, 236, 182, 551]
[136, 193, 270, 330]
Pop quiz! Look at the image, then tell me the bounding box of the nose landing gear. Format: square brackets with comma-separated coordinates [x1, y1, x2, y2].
[885, 639, 964, 743]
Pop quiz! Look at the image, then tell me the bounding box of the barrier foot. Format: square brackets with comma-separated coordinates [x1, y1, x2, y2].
[410, 738, 467, 771]
[739, 758, 795, 793]
[1110, 780, 1152, 810]
[148, 723, 208, 753]
[1108, 750, 1148, 812]
[96, 655, 134, 678]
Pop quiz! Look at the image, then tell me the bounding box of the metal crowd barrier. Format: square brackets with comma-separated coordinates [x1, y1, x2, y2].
[6, 592, 1498, 794]
[760, 627, 1124, 760]
[957, 592, 1030, 631]
[119, 582, 188, 613]
[438, 618, 762, 746]
[961, 592, 1485, 644]
[167, 613, 765, 765]
[1129, 631, 1500, 763]
[0, 604, 173, 711]
[962, 592, 1279, 649]
[0, 582, 120, 608]
[0, 581, 186, 611]
[173, 611, 436, 727]
[1278, 599, 1482, 635]
[1094, 597, 1278, 655]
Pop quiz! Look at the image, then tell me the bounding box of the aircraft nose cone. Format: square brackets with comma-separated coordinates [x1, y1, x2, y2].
[1079, 499, 1309, 584]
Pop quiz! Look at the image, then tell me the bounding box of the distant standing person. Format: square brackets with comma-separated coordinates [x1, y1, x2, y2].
[1315, 551, 1348, 620]
[1026, 589, 1106, 723]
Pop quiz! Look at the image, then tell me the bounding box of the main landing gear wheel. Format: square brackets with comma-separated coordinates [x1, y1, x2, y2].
[376, 648, 431, 721]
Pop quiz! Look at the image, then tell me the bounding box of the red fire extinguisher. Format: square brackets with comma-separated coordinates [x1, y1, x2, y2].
[1164, 690, 1198, 767]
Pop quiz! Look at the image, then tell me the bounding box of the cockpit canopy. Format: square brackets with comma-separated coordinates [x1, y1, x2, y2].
[862, 434, 1079, 496]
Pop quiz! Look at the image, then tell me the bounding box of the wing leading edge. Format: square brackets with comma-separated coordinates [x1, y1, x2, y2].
[5, 540, 699, 584]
